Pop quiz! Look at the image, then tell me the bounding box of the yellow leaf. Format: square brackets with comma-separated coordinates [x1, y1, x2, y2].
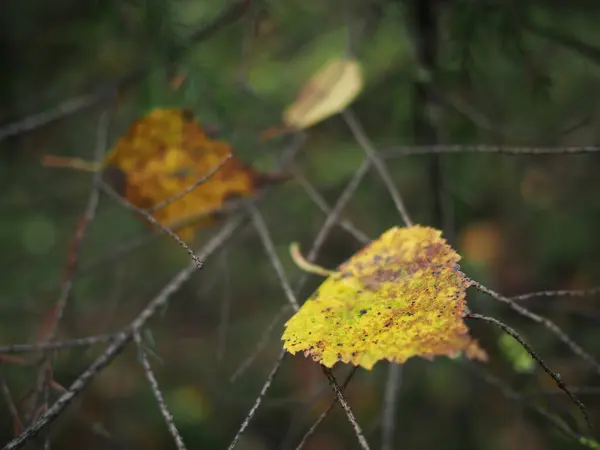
[282, 226, 487, 370]
[105, 108, 285, 241]
[283, 57, 363, 130]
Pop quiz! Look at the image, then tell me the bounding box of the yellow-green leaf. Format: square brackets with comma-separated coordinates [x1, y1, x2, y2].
[282, 226, 487, 370]
[283, 57, 363, 130]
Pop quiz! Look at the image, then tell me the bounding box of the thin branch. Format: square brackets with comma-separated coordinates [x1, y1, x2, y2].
[342, 109, 413, 450]
[433, 86, 512, 139]
[248, 203, 300, 311]
[229, 304, 292, 382]
[472, 281, 600, 376]
[294, 368, 358, 450]
[0, 0, 250, 142]
[525, 386, 600, 398]
[2, 216, 242, 450]
[511, 287, 600, 302]
[229, 159, 373, 382]
[79, 196, 253, 275]
[291, 167, 369, 244]
[134, 332, 187, 450]
[307, 159, 371, 256]
[465, 361, 597, 447]
[0, 92, 104, 142]
[382, 144, 600, 158]
[179, 0, 252, 56]
[226, 349, 287, 450]
[467, 313, 590, 430]
[293, 157, 372, 300]
[381, 365, 402, 450]
[0, 334, 117, 354]
[217, 249, 233, 362]
[342, 109, 413, 227]
[28, 108, 111, 427]
[321, 367, 371, 450]
[1, 379, 23, 435]
[147, 154, 232, 213]
[100, 181, 203, 268]
[47, 108, 111, 341]
[523, 20, 600, 67]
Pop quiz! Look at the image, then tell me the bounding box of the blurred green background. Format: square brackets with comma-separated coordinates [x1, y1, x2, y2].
[2, 1, 600, 449]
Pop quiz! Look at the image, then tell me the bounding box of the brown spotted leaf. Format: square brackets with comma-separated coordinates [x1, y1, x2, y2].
[282, 226, 487, 369]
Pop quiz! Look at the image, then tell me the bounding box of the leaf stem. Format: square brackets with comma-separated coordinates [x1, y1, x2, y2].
[41, 155, 103, 172]
[289, 242, 337, 277]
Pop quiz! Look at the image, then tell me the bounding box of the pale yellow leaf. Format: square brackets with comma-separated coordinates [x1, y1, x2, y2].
[283, 57, 363, 130]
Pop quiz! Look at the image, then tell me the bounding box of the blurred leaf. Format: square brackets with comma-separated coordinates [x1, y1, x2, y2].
[105, 108, 285, 241]
[283, 57, 364, 130]
[165, 386, 210, 424]
[282, 226, 487, 369]
[498, 333, 535, 373]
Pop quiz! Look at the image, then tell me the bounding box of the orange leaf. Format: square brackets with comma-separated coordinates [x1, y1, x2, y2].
[105, 108, 284, 241]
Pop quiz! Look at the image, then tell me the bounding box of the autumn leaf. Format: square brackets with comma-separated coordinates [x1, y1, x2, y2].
[84, 108, 285, 241]
[282, 226, 487, 370]
[283, 57, 364, 130]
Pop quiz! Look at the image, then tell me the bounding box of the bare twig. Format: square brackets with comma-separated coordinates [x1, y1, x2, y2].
[511, 287, 600, 302]
[433, 87, 512, 138]
[307, 159, 371, 256]
[28, 108, 112, 428]
[229, 160, 373, 382]
[0, 92, 103, 142]
[472, 281, 600, 376]
[193, 134, 308, 379]
[134, 332, 187, 450]
[382, 144, 600, 158]
[248, 203, 300, 311]
[47, 108, 111, 341]
[293, 368, 358, 450]
[342, 109, 413, 227]
[0, 0, 250, 142]
[291, 167, 370, 244]
[293, 157, 372, 301]
[217, 249, 233, 362]
[381, 365, 402, 450]
[181, 0, 251, 55]
[321, 367, 371, 450]
[467, 313, 591, 431]
[525, 386, 600, 398]
[226, 349, 287, 450]
[343, 109, 414, 450]
[147, 154, 232, 213]
[0, 334, 117, 354]
[100, 181, 204, 268]
[229, 304, 292, 382]
[466, 361, 597, 447]
[1, 379, 23, 435]
[79, 196, 253, 275]
[2, 216, 242, 450]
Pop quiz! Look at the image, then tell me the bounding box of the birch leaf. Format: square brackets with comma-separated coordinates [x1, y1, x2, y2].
[105, 108, 284, 241]
[283, 57, 363, 130]
[282, 226, 487, 370]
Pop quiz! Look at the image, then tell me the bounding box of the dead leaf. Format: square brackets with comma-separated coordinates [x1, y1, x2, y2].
[282, 226, 487, 370]
[105, 108, 284, 241]
[283, 57, 363, 130]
